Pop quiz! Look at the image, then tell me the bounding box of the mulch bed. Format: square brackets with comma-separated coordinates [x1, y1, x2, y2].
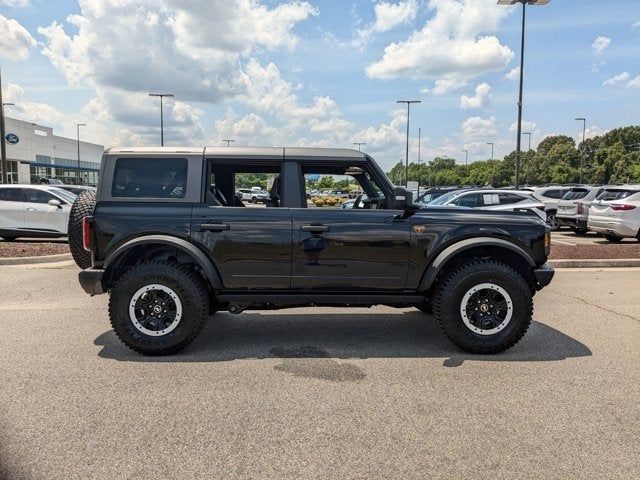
[549, 243, 640, 260]
[0, 241, 69, 258]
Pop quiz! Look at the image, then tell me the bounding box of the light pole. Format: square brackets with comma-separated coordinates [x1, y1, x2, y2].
[462, 149, 469, 167]
[487, 142, 495, 186]
[522, 132, 531, 185]
[498, 0, 550, 189]
[0, 68, 9, 184]
[222, 139, 235, 147]
[148, 93, 174, 146]
[353, 142, 366, 151]
[76, 123, 86, 184]
[575, 117, 586, 183]
[397, 99, 421, 187]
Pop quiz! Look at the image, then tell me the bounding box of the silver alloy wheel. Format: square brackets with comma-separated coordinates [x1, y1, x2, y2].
[128, 284, 183, 336]
[459, 283, 513, 336]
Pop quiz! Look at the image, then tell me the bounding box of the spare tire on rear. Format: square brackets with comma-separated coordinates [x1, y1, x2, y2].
[68, 190, 96, 269]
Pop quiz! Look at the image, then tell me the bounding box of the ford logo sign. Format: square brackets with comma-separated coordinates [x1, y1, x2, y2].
[5, 133, 19, 144]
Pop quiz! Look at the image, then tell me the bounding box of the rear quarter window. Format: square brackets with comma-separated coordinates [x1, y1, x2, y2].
[562, 189, 589, 200]
[112, 157, 188, 198]
[597, 189, 640, 201]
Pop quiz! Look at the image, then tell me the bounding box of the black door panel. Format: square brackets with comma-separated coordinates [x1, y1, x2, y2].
[191, 206, 292, 289]
[291, 209, 410, 290]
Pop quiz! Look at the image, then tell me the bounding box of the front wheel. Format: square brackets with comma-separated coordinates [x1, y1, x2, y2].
[433, 260, 533, 354]
[109, 261, 210, 355]
[546, 211, 560, 231]
[603, 234, 623, 243]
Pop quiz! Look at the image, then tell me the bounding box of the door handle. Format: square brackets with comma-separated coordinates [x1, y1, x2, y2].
[26, 208, 37, 211]
[300, 224, 329, 233]
[200, 223, 230, 231]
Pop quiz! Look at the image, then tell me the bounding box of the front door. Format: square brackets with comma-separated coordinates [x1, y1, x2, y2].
[22, 188, 70, 234]
[291, 208, 410, 290]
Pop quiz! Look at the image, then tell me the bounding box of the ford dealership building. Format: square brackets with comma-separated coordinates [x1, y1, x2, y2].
[3, 116, 103, 185]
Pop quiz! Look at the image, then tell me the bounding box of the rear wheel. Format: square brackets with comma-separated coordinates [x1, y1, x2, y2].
[251, 196, 258, 203]
[546, 211, 560, 231]
[68, 190, 96, 268]
[433, 260, 533, 354]
[571, 227, 588, 235]
[1, 236, 17, 241]
[603, 234, 623, 243]
[109, 261, 210, 355]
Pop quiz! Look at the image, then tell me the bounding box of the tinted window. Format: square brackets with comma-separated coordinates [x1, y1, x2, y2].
[597, 189, 640, 201]
[24, 189, 56, 204]
[499, 193, 526, 205]
[0, 188, 22, 202]
[112, 157, 188, 198]
[454, 194, 479, 207]
[562, 189, 589, 200]
[542, 189, 565, 199]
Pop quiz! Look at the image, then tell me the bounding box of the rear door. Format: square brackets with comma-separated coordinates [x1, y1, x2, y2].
[190, 159, 293, 289]
[0, 187, 24, 232]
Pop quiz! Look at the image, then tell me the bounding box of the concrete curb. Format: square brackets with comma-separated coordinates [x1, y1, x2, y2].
[0, 253, 72, 266]
[550, 258, 640, 268]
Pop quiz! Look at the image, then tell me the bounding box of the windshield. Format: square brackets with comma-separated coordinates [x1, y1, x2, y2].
[596, 189, 639, 201]
[428, 191, 459, 205]
[49, 187, 78, 203]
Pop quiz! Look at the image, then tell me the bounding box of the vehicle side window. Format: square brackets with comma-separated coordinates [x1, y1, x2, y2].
[0, 188, 22, 202]
[454, 194, 479, 207]
[301, 165, 383, 209]
[112, 157, 188, 198]
[24, 189, 56, 204]
[499, 193, 525, 205]
[206, 162, 282, 208]
[542, 189, 564, 199]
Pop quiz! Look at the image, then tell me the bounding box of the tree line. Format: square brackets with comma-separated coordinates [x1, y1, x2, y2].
[387, 125, 640, 187]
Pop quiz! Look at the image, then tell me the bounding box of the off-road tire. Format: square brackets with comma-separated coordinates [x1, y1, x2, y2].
[68, 190, 96, 269]
[415, 301, 433, 315]
[109, 261, 210, 356]
[433, 260, 533, 354]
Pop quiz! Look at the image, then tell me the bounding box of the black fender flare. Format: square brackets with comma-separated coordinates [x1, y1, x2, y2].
[103, 235, 223, 289]
[418, 237, 535, 291]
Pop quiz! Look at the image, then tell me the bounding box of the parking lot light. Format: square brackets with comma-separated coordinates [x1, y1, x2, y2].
[498, 0, 551, 189]
[397, 100, 421, 187]
[575, 117, 586, 183]
[148, 93, 174, 146]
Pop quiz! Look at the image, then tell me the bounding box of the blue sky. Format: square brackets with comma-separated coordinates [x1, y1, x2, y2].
[1, 0, 639, 170]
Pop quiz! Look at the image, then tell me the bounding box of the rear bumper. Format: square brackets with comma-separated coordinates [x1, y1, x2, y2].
[78, 268, 105, 295]
[533, 263, 555, 290]
[556, 215, 587, 230]
[588, 217, 639, 237]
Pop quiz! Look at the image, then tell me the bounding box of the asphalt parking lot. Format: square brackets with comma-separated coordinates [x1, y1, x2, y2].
[0, 262, 639, 479]
[551, 230, 639, 246]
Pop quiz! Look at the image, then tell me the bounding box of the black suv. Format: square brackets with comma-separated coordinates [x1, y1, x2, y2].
[77, 147, 553, 356]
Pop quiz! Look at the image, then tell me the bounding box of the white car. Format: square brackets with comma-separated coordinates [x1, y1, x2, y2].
[236, 188, 269, 204]
[588, 185, 640, 242]
[531, 186, 575, 230]
[0, 184, 77, 241]
[428, 189, 546, 220]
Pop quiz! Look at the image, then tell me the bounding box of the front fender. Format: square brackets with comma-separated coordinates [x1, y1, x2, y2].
[418, 237, 536, 291]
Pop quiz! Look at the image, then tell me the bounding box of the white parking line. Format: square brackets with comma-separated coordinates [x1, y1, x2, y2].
[551, 239, 577, 246]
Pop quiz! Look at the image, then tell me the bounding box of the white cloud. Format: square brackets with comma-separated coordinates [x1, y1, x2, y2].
[366, 0, 514, 83]
[632, 20, 640, 30]
[584, 125, 605, 140]
[0, 0, 30, 7]
[372, 1, 419, 32]
[628, 75, 640, 89]
[0, 14, 36, 60]
[421, 78, 468, 95]
[603, 72, 630, 86]
[3, 83, 67, 127]
[37, 0, 317, 101]
[461, 116, 497, 139]
[460, 83, 491, 109]
[603, 72, 640, 89]
[509, 120, 537, 133]
[505, 67, 520, 80]
[591, 36, 611, 56]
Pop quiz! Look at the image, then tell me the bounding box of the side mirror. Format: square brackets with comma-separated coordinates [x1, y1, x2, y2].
[48, 199, 61, 208]
[390, 186, 418, 211]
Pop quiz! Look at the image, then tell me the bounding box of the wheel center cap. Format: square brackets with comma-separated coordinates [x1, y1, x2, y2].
[480, 304, 489, 313]
[153, 305, 163, 314]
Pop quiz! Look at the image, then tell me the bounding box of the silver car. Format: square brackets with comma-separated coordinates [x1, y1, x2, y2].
[428, 189, 546, 220]
[0, 184, 77, 241]
[532, 186, 575, 230]
[556, 186, 608, 234]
